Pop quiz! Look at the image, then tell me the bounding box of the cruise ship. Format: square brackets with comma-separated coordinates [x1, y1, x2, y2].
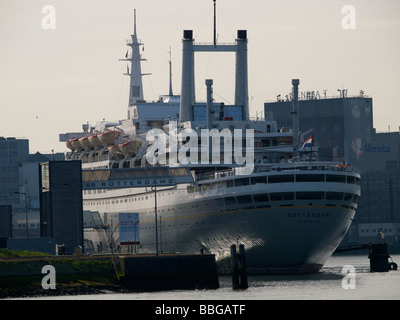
[60, 9, 361, 274]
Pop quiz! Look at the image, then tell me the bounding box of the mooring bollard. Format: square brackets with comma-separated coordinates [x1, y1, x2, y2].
[231, 244, 248, 290]
[369, 243, 390, 272]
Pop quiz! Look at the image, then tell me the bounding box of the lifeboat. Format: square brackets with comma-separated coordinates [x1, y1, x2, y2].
[108, 144, 122, 155]
[119, 140, 143, 156]
[70, 138, 84, 151]
[88, 134, 103, 148]
[66, 140, 75, 151]
[99, 130, 121, 146]
[79, 136, 93, 149]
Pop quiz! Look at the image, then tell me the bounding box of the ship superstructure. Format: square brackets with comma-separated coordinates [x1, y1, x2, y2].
[60, 7, 360, 274]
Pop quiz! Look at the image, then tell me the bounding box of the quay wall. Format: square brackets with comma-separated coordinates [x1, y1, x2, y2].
[0, 253, 219, 297]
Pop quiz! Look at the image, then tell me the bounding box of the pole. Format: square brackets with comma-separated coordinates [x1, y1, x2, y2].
[24, 194, 29, 238]
[154, 167, 159, 256]
[15, 191, 28, 238]
[213, 0, 217, 46]
[159, 216, 162, 254]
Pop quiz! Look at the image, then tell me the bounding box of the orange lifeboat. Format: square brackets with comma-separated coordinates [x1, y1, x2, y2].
[70, 138, 84, 151]
[79, 136, 93, 149]
[66, 140, 75, 151]
[108, 144, 123, 155]
[119, 140, 143, 156]
[88, 134, 104, 148]
[99, 130, 121, 146]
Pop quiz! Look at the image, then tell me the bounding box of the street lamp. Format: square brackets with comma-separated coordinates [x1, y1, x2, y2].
[152, 166, 159, 256]
[15, 191, 28, 238]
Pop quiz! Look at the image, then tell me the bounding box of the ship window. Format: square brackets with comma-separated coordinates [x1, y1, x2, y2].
[235, 178, 250, 186]
[296, 174, 324, 182]
[251, 176, 267, 184]
[296, 191, 324, 200]
[353, 194, 360, 204]
[326, 174, 346, 183]
[270, 192, 294, 201]
[236, 195, 253, 204]
[269, 175, 294, 183]
[346, 176, 356, 184]
[253, 194, 269, 202]
[326, 192, 344, 200]
[344, 193, 353, 201]
[224, 197, 236, 206]
[262, 139, 270, 147]
[212, 182, 221, 188]
[226, 180, 234, 188]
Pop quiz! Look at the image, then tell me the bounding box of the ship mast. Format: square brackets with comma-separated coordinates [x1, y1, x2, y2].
[120, 9, 151, 106]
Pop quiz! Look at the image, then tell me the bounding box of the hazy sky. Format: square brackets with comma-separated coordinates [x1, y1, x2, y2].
[1, 0, 399, 153]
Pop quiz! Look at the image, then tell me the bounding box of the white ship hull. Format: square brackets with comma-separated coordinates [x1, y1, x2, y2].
[83, 164, 360, 274]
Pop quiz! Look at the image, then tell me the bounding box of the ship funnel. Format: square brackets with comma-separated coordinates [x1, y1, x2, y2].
[179, 30, 195, 123]
[235, 30, 249, 121]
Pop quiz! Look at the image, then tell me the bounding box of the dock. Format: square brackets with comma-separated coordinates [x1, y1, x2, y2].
[0, 253, 219, 298]
[114, 253, 219, 291]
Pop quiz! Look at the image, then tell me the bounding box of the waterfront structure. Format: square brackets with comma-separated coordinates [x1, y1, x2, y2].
[0, 205, 12, 247]
[39, 161, 84, 255]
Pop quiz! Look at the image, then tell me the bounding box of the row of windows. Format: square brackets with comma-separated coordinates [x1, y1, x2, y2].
[1, 166, 18, 172]
[214, 192, 360, 206]
[360, 228, 400, 234]
[13, 223, 39, 229]
[84, 189, 186, 206]
[1, 177, 18, 183]
[194, 173, 360, 192]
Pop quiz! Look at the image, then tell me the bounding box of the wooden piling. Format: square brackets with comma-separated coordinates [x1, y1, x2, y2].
[238, 244, 248, 289]
[231, 244, 239, 289]
[231, 244, 248, 290]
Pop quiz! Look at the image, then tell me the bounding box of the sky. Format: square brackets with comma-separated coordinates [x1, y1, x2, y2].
[1, 0, 399, 154]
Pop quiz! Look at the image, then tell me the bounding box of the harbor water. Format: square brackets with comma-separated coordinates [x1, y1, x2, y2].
[11, 253, 400, 300]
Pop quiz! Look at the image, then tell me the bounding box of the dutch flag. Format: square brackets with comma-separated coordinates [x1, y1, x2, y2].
[301, 135, 313, 151]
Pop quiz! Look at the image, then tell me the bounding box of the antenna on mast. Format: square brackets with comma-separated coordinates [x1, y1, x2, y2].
[134, 8, 137, 38]
[169, 46, 173, 96]
[213, 0, 217, 45]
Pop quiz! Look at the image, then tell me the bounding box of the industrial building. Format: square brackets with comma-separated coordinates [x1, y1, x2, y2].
[39, 160, 84, 255]
[0, 137, 64, 239]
